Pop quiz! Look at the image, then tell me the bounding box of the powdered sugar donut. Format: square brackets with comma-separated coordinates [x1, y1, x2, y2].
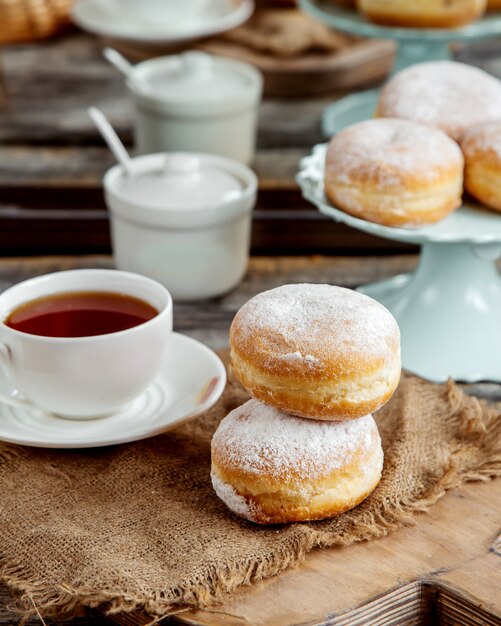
[230, 284, 401, 420]
[211, 399, 383, 524]
[376, 61, 501, 142]
[359, 0, 486, 28]
[325, 118, 464, 228]
[462, 123, 501, 212]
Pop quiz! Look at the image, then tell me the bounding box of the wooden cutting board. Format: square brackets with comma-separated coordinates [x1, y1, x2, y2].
[112, 468, 501, 625]
[198, 38, 396, 97]
[106, 37, 396, 97]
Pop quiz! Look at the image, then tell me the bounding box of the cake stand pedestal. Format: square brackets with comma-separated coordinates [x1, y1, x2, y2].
[299, 0, 501, 134]
[297, 145, 501, 383]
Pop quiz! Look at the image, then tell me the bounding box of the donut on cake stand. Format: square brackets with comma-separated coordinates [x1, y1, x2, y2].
[297, 144, 501, 383]
[298, 0, 501, 133]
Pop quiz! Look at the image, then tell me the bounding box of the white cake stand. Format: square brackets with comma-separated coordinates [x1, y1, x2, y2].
[297, 145, 501, 383]
[299, 0, 501, 134]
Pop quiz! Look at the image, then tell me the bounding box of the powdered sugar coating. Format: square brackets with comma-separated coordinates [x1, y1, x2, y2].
[211, 399, 377, 481]
[326, 118, 463, 189]
[280, 351, 320, 367]
[211, 472, 252, 519]
[462, 123, 501, 161]
[378, 62, 501, 141]
[231, 284, 399, 375]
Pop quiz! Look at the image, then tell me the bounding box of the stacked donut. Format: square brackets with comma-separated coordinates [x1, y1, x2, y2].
[325, 61, 501, 228]
[211, 284, 401, 524]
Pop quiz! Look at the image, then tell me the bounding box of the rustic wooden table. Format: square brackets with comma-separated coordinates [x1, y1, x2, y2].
[0, 255, 499, 626]
[0, 31, 500, 626]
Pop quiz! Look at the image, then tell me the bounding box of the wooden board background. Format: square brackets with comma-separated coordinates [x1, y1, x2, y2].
[0, 35, 500, 256]
[198, 38, 396, 96]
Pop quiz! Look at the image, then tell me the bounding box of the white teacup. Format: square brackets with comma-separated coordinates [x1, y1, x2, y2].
[0, 269, 172, 419]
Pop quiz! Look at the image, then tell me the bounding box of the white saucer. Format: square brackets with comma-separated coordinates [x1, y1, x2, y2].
[71, 0, 254, 47]
[0, 333, 226, 449]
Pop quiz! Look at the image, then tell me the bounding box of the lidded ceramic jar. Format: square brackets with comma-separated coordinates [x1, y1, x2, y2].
[126, 51, 263, 164]
[104, 152, 257, 301]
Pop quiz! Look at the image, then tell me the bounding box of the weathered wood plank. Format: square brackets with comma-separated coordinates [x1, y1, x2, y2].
[0, 147, 306, 190]
[1, 34, 501, 148]
[0, 34, 332, 148]
[0, 35, 498, 148]
[3, 35, 501, 256]
[435, 553, 501, 624]
[0, 205, 417, 256]
[175, 480, 501, 626]
[0, 145, 419, 254]
[0, 599, 106, 626]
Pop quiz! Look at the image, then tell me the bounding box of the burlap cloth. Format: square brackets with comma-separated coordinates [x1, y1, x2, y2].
[0, 357, 500, 622]
[219, 9, 353, 58]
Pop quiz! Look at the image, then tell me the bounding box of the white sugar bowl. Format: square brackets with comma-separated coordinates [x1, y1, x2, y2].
[104, 152, 258, 301]
[126, 51, 263, 165]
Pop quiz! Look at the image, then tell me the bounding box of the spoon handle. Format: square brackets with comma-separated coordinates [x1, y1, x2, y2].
[88, 107, 134, 177]
[102, 47, 133, 78]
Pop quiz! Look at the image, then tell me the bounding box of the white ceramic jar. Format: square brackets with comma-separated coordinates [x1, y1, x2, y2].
[104, 152, 258, 301]
[126, 51, 263, 164]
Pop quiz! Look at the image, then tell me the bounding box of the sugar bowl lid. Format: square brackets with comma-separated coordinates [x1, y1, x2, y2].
[117, 154, 243, 210]
[128, 51, 262, 115]
[104, 152, 258, 228]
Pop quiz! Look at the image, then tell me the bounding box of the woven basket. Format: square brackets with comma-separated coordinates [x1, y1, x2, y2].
[0, 0, 73, 44]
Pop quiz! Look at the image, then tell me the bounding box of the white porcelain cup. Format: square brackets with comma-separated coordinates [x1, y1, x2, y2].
[0, 269, 172, 419]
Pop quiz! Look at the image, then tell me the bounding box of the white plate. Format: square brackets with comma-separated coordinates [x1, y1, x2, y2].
[0, 332, 226, 449]
[71, 0, 254, 46]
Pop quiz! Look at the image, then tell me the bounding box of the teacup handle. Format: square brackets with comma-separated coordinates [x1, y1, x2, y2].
[0, 342, 36, 410]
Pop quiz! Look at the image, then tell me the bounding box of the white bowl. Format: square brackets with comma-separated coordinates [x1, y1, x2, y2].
[104, 152, 258, 301]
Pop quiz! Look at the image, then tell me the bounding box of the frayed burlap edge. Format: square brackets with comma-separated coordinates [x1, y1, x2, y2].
[1, 379, 501, 624]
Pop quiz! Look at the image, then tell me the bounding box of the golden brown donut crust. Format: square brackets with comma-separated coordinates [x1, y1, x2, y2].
[324, 118, 464, 229]
[211, 400, 384, 524]
[462, 123, 501, 212]
[231, 356, 399, 420]
[212, 451, 383, 523]
[358, 0, 487, 27]
[230, 284, 401, 420]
